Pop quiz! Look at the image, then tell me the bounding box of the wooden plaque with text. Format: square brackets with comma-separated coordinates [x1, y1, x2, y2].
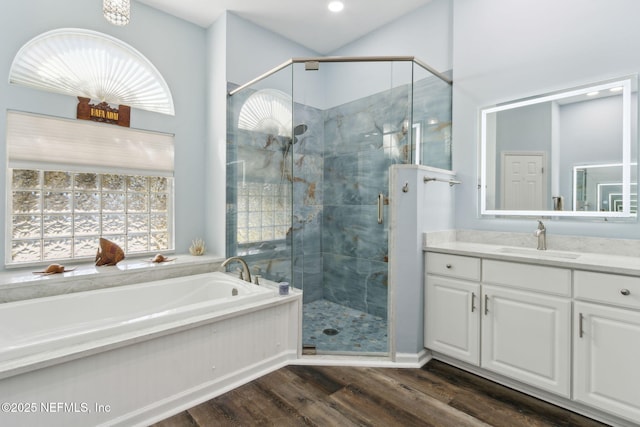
[77, 97, 130, 127]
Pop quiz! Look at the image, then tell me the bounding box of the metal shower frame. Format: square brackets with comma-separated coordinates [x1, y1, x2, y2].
[228, 56, 452, 96]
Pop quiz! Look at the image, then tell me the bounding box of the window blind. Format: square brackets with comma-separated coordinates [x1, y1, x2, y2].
[6, 111, 174, 176]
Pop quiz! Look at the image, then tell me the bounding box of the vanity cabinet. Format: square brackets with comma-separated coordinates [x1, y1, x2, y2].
[425, 253, 480, 365]
[573, 271, 640, 423]
[425, 255, 571, 398]
[481, 260, 572, 398]
[481, 285, 571, 397]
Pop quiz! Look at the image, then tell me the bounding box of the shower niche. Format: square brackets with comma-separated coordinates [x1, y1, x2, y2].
[227, 57, 452, 356]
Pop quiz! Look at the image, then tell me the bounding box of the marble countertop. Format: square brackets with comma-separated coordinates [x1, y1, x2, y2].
[424, 231, 640, 277]
[0, 254, 227, 303]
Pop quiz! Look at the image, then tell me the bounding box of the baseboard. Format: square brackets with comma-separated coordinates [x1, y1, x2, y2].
[393, 349, 432, 367]
[431, 353, 637, 427]
[290, 349, 433, 369]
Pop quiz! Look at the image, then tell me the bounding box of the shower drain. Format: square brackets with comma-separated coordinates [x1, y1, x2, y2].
[323, 328, 339, 336]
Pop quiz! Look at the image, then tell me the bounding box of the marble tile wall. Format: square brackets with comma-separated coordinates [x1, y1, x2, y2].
[291, 103, 325, 303]
[226, 89, 325, 303]
[226, 69, 453, 320]
[320, 86, 411, 319]
[413, 76, 453, 170]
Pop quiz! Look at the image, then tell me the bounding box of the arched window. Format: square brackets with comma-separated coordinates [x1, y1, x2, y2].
[9, 28, 174, 115]
[6, 29, 175, 265]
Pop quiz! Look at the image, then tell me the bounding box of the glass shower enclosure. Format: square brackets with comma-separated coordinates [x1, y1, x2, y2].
[227, 57, 452, 356]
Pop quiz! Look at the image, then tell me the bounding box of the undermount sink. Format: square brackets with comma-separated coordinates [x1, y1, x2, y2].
[497, 247, 581, 260]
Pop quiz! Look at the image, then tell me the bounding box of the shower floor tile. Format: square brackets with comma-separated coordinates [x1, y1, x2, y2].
[302, 299, 388, 354]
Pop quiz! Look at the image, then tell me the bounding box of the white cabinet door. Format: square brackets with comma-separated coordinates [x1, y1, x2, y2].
[481, 285, 571, 397]
[574, 301, 640, 423]
[425, 275, 480, 365]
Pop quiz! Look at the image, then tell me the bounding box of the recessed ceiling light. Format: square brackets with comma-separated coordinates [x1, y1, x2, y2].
[328, 1, 344, 12]
[610, 86, 623, 92]
[586, 91, 600, 96]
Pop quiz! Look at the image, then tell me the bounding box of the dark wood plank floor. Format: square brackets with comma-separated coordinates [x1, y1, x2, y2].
[151, 360, 609, 427]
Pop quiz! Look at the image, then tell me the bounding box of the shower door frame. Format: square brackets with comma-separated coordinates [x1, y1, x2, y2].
[229, 56, 452, 96]
[228, 56, 453, 360]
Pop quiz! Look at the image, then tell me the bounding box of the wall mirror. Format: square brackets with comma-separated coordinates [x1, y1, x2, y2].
[480, 76, 638, 218]
[573, 163, 637, 213]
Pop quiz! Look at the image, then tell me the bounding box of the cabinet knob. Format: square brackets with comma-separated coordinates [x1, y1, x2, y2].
[620, 288, 631, 296]
[445, 264, 452, 269]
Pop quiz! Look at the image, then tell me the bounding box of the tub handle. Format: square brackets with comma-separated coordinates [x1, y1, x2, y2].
[378, 193, 384, 224]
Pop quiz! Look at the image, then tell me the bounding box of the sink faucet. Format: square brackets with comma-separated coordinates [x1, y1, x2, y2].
[221, 256, 252, 283]
[535, 220, 547, 251]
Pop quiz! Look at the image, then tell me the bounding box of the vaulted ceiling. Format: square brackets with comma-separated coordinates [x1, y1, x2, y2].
[136, 0, 433, 54]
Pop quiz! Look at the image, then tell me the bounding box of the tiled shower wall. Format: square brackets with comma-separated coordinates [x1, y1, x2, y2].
[290, 103, 325, 303]
[227, 74, 451, 320]
[319, 86, 411, 319]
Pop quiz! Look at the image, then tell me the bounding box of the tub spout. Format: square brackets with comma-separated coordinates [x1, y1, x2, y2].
[221, 256, 252, 283]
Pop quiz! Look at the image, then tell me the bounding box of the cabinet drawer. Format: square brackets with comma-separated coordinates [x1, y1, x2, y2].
[575, 271, 640, 310]
[426, 253, 480, 281]
[483, 260, 571, 296]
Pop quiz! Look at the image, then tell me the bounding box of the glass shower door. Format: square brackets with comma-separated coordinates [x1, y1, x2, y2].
[227, 57, 451, 357]
[292, 60, 413, 355]
[225, 66, 295, 295]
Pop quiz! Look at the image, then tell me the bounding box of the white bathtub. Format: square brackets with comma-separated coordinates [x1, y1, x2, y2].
[0, 272, 276, 369]
[0, 271, 300, 427]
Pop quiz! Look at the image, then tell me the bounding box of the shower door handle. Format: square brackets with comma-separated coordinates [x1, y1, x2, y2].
[377, 193, 384, 224]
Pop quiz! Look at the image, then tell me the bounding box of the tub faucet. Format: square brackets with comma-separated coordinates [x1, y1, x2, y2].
[535, 220, 547, 251]
[221, 256, 252, 283]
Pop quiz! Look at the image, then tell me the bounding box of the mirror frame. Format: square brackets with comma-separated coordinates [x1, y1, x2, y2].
[479, 77, 635, 218]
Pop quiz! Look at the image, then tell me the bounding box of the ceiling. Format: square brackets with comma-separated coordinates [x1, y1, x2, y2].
[136, 0, 433, 54]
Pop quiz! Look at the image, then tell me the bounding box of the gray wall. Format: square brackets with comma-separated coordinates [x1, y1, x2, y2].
[217, 1, 455, 356]
[494, 102, 552, 208]
[558, 96, 628, 207]
[0, 0, 207, 268]
[205, 12, 320, 256]
[453, 0, 640, 237]
[13, 0, 639, 355]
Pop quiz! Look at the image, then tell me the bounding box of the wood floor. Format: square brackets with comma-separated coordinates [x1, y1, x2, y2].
[151, 360, 609, 427]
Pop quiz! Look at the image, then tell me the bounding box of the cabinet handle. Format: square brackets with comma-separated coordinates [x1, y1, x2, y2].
[484, 294, 489, 315]
[445, 264, 452, 269]
[579, 313, 584, 338]
[471, 292, 476, 312]
[620, 288, 631, 296]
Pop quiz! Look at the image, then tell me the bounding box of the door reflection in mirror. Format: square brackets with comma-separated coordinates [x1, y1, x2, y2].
[480, 76, 636, 218]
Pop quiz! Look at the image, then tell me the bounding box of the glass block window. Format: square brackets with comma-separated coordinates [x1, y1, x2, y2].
[9, 169, 173, 265]
[6, 111, 175, 267]
[236, 182, 291, 244]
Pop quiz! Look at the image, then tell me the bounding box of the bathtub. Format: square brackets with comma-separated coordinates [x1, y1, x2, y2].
[0, 272, 276, 367]
[0, 271, 300, 427]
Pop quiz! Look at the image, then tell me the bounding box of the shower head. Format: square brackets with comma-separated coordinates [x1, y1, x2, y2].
[292, 123, 308, 144]
[294, 124, 308, 136]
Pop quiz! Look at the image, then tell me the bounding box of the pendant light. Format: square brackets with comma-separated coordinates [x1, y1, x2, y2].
[103, 0, 130, 26]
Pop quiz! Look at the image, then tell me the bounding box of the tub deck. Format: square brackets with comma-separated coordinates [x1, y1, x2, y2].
[0, 271, 301, 427]
[0, 272, 278, 376]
